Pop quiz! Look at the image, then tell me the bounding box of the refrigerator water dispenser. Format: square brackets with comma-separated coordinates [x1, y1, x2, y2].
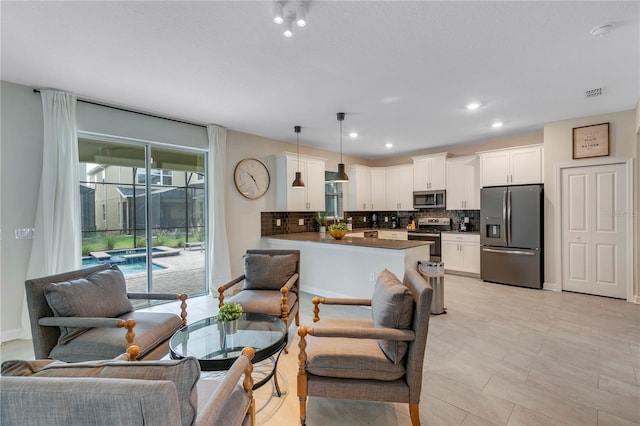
[486, 224, 501, 239]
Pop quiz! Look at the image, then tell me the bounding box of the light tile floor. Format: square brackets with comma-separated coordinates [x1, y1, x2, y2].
[2, 274, 639, 425]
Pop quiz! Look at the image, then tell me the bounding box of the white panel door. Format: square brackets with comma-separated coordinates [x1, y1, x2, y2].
[561, 163, 627, 298]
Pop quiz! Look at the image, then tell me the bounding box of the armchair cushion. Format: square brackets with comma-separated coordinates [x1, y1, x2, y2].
[371, 269, 414, 364]
[2, 356, 200, 426]
[242, 253, 297, 290]
[305, 319, 406, 381]
[49, 311, 182, 362]
[44, 268, 134, 344]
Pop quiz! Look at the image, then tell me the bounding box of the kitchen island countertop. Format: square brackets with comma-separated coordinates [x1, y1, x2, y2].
[266, 232, 433, 250]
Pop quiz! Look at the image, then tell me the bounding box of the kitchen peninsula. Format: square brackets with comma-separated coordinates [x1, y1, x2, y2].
[265, 233, 432, 299]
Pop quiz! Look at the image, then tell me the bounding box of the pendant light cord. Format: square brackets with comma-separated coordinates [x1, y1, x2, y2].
[339, 119, 343, 163]
[297, 132, 300, 170]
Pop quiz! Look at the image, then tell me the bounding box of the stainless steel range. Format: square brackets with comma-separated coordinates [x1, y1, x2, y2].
[407, 217, 451, 262]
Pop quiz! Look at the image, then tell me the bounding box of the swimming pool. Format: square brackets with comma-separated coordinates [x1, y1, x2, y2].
[82, 257, 164, 275]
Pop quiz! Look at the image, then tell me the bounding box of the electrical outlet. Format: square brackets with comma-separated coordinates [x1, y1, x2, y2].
[363, 217, 367, 223]
[384, 216, 389, 222]
[369, 272, 375, 282]
[464, 216, 470, 223]
[276, 219, 281, 227]
[298, 219, 304, 226]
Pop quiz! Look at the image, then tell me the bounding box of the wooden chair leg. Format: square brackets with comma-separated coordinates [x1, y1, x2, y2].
[409, 403, 420, 426]
[298, 326, 309, 425]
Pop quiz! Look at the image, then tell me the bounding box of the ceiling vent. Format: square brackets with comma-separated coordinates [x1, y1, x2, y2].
[585, 87, 607, 98]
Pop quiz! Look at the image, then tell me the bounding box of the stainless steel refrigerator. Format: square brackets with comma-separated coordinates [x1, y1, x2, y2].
[480, 184, 543, 289]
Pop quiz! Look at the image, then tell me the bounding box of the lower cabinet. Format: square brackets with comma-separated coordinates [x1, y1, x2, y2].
[378, 230, 408, 241]
[441, 233, 480, 275]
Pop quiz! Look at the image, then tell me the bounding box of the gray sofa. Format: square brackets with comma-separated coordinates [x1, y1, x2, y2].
[1, 347, 256, 426]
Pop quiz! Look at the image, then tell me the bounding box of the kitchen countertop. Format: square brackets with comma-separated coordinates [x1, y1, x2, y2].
[266, 232, 433, 250]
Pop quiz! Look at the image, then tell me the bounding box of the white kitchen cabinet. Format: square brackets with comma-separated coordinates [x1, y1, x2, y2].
[478, 145, 543, 187]
[370, 168, 387, 210]
[275, 152, 325, 211]
[441, 233, 480, 275]
[412, 153, 449, 191]
[385, 165, 413, 210]
[346, 165, 373, 211]
[346, 165, 387, 211]
[378, 229, 408, 241]
[446, 155, 480, 210]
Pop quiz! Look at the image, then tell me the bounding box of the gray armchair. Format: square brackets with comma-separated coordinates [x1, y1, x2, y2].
[1, 347, 256, 426]
[218, 249, 300, 341]
[297, 268, 433, 426]
[25, 264, 188, 362]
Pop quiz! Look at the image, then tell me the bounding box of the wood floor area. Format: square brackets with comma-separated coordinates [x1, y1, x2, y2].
[2, 274, 639, 425]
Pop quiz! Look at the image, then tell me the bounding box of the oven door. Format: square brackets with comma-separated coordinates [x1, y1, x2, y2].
[408, 232, 441, 261]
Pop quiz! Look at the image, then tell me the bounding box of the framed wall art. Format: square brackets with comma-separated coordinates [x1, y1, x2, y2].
[572, 122, 609, 159]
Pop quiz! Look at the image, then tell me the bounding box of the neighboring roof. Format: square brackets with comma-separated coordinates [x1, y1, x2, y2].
[116, 185, 204, 199]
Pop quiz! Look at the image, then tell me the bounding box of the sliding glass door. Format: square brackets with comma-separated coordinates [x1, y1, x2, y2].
[78, 137, 207, 302]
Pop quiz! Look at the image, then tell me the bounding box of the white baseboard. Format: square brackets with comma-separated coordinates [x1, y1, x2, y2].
[543, 282, 560, 291]
[1, 328, 24, 343]
[634, 295, 640, 304]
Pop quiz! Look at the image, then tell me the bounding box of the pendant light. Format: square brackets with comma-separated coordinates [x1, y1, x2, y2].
[291, 125, 305, 188]
[334, 112, 349, 182]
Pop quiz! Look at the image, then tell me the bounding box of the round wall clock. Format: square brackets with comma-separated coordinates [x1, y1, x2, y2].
[233, 158, 270, 199]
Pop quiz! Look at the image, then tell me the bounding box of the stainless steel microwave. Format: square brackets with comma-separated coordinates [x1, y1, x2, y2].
[413, 190, 446, 209]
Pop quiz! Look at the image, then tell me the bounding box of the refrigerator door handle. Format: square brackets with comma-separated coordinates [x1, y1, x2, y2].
[502, 190, 508, 244]
[507, 190, 512, 244]
[482, 248, 535, 256]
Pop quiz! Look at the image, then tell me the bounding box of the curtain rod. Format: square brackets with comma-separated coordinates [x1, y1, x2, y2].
[33, 88, 207, 129]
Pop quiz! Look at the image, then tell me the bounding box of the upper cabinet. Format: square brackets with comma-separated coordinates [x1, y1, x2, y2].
[275, 152, 326, 211]
[385, 165, 413, 210]
[346, 165, 413, 211]
[370, 168, 387, 211]
[346, 165, 373, 211]
[478, 145, 543, 187]
[345, 165, 387, 211]
[446, 155, 480, 210]
[412, 153, 449, 191]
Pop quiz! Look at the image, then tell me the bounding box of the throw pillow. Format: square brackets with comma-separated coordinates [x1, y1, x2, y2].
[242, 253, 297, 290]
[371, 269, 414, 364]
[44, 267, 134, 344]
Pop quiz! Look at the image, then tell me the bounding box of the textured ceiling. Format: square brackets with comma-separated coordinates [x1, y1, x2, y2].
[1, 1, 638, 159]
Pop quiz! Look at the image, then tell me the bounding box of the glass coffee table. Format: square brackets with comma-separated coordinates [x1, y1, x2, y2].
[169, 313, 287, 395]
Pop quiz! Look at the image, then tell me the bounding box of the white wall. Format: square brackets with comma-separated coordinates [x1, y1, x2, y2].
[0, 82, 44, 340]
[543, 109, 638, 300]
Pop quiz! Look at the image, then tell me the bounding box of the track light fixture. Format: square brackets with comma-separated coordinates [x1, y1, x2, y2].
[272, 1, 308, 37]
[296, 3, 307, 27]
[334, 112, 349, 182]
[272, 1, 284, 24]
[292, 125, 305, 188]
[283, 17, 293, 37]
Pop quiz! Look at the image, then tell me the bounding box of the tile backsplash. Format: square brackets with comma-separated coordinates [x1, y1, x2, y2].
[261, 209, 480, 235]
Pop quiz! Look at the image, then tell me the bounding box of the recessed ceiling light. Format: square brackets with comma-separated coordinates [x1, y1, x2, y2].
[349, 132, 358, 138]
[466, 102, 481, 110]
[385, 143, 393, 148]
[492, 122, 503, 128]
